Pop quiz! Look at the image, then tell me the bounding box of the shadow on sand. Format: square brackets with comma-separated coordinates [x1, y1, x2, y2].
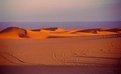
[0, 65, 121, 74]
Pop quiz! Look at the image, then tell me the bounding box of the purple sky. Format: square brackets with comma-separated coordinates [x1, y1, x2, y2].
[1, 0, 121, 22]
[0, 0, 121, 30]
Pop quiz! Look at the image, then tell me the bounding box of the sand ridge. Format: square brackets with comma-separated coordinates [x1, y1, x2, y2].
[0, 27, 121, 39]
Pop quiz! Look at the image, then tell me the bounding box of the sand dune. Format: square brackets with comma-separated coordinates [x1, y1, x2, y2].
[27, 30, 49, 39]
[0, 27, 120, 39]
[41, 27, 60, 31]
[54, 28, 66, 33]
[40, 27, 67, 33]
[104, 28, 121, 32]
[0, 27, 79, 39]
[76, 28, 101, 34]
[27, 29, 78, 39]
[31, 27, 60, 32]
[0, 27, 28, 39]
[78, 31, 117, 36]
[69, 28, 119, 36]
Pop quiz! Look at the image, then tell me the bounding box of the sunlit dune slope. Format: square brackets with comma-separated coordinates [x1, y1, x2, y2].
[0, 27, 28, 39]
[27, 30, 79, 39]
[96, 31, 117, 35]
[54, 28, 67, 33]
[27, 30, 49, 39]
[23, 27, 79, 38]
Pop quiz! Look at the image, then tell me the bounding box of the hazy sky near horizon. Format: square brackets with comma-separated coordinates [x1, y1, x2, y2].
[0, 0, 121, 22]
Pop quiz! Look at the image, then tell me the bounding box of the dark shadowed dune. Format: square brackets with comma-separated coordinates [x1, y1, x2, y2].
[0, 66, 120, 74]
[47, 36, 72, 38]
[41, 27, 59, 31]
[76, 28, 102, 34]
[104, 28, 121, 32]
[69, 28, 102, 34]
[31, 27, 61, 31]
[31, 29, 40, 31]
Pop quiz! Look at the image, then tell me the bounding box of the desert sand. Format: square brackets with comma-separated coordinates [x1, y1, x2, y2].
[0, 27, 121, 66]
[0, 27, 120, 39]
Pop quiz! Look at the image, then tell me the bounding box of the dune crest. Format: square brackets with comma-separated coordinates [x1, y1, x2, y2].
[27, 30, 49, 39]
[0, 27, 121, 39]
[70, 28, 119, 36]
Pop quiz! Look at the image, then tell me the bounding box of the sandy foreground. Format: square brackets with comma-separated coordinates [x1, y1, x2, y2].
[0, 36, 121, 66]
[0, 34, 121, 74]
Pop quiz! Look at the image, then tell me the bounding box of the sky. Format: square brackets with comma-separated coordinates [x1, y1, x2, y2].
[0, 0, 121, 22]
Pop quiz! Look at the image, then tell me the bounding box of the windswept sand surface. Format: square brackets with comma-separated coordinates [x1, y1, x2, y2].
[0, 36, 121, 66]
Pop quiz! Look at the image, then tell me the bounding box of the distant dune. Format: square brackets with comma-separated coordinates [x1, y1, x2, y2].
[70, 28, 119, 36]
[31, 27, 60, 32]
[103, 28, 121, 33]
[41, 27, 60, 31]
[27, 30, 49, 39]
[40, 27, 67, 33]
[76, 28, 102, 34]
[0, 27, 121, 39]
